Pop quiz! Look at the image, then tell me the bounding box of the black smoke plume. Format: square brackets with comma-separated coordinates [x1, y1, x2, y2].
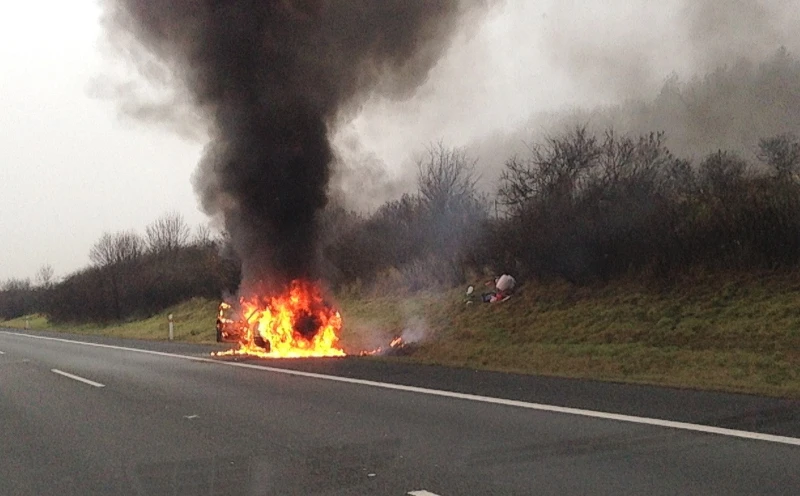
[103, 0, 482, 289]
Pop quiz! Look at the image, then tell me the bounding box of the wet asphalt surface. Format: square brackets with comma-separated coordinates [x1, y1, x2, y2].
[1, 328, 798, 495]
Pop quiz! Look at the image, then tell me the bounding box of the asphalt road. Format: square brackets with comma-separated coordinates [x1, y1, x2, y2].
[1, 329, 798, 495]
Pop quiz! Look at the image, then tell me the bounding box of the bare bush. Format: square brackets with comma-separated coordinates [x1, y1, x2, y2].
[491, 125, 800, 281]
[498, 126, 599, 212]
[322, 143, 487, 291]
[492, 128, 699, 281]
[35, 264, 55, 289]
[417, 142, 479, 213]
[1, 278, 31, 291]
[89, 231, 145, 267]
[44, 242, 239, 324]
[416, 143, 487, 283]
[758, 133, 800, 181]
[192, 224, 215, 248]
[87, 231, 145, 319]
[0, 278, 35, 320]
[698, 150, 749, 197]
[145, 212, 190, 254]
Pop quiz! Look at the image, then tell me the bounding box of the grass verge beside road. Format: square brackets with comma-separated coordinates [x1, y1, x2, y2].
[3, 272, 799, 397]
[1, 298, 219, 344]
[339, 271, 800, 398]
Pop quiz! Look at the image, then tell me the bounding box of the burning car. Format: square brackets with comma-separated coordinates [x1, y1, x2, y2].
[214, 280, 345, 358]
[216, 302, 245, 343]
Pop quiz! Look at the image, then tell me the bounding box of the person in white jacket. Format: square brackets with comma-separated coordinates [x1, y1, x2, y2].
[480, 274, 516, 303]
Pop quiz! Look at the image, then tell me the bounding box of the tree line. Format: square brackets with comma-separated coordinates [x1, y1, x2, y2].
[3, 128, 800, 324]
[318, 128, 800, 291]
[0, 213, 239, 323]
[4, 126, 800, 323]
[5, 46, 800, 322]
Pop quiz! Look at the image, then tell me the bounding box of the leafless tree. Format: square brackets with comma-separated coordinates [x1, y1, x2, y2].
[414, 142, 486, 284]
[1, 278, 31, 291]
[757, 133, 800, 181]
[417, 141, 480, 214]
[192, 224, 214, 247]
[35, 264, 55, 289]
[145, 212, 190, 254]
[0, 277, 33, 320]
[498, 126, 599, 211]
[90, 231, 145, 267]
[87, 231, 144, 320]
[698, 150, 749, 198]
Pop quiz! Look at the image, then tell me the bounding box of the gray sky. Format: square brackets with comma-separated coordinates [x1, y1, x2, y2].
[2, 0, 798, 282]
[1, 0, 205, 282]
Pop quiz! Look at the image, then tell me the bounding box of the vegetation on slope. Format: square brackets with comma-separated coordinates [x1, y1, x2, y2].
[5, 272, 798, 398]
[1, 298, 219, 344]
[3, 49, 800, 398]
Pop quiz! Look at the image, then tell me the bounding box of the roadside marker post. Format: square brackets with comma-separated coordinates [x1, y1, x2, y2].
[168, 314, 174, 341]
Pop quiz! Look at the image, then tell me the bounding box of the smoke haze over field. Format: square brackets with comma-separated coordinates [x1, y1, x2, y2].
[346, 0, 800, 198]
[101, 0, 800, 215]
[102, 0, 491, 287]
[521, 0, 800, 163]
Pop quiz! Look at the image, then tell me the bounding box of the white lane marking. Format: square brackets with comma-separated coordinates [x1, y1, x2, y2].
[184, 414, 200, 420]
[4, 331, 800, 447]
[408, 491, 441, 496]
[0, 350, 5, 354]
[51, 368, 105, 388]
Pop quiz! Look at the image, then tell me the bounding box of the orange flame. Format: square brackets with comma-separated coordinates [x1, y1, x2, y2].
[358, 336, 405, 356]
[215, 280, 345, 359]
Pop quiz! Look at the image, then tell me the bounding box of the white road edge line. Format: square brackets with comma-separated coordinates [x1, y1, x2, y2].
[408, 491, 442, 496]
[3, 331, 800, 447]
[51, 368, 105, 388]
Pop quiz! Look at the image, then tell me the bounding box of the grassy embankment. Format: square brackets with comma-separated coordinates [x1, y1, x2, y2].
[3, 271, 799, 397]
[1, 298, 219, 344]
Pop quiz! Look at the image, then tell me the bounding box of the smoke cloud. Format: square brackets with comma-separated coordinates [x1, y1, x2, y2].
[102, 0, 490, 288]
[683, 0, 799, 67]
[338, 0, 800, 197]
[519, 0, 800, 164]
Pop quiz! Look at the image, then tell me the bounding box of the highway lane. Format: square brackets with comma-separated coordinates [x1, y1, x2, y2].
[8, 329, 800, 438]
[1, 330, 799, 495]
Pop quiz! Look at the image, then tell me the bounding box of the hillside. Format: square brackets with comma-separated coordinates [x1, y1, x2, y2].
[0, 298, 219, 344]
[3, 271, 799, 398]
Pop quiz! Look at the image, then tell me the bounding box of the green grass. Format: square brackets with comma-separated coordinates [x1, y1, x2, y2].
[1, 314, 50, 330]
[337, 272, 800, 398]
[1, 298, 220, 344]
[3, 271, 799, 397]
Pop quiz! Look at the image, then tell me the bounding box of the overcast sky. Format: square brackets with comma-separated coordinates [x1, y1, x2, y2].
[1, 0, 204, 282]
[2, 0, 797, 282]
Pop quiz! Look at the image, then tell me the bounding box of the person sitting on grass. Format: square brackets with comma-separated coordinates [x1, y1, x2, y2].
[482, 273, 516, 303]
